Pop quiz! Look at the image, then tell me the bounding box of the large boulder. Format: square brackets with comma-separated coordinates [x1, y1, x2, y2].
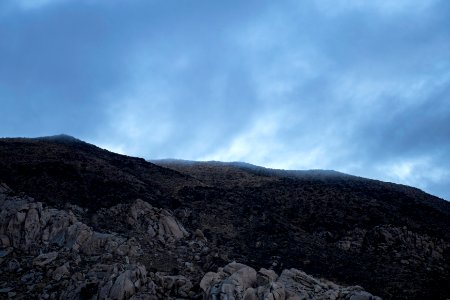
[201, 263, 382, 300]
[61, 263, 149, 300]
[99, 199, 189, 244]
[0, 187, 142, 256]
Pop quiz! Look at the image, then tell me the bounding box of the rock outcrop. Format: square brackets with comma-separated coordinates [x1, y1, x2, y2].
[0, 186, 197, 299]
[201, 262, 382, 300]
[0, 189, 139, 257]
[60, 263, 149, 300]
[97, 199, 189, 244]
[0, 184, 385, 300]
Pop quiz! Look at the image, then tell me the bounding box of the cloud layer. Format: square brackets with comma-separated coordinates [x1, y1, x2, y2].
[1, 0, 449, 200]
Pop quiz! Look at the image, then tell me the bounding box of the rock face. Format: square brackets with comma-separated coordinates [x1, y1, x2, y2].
[0, 186, 196, 299]
[98, 199, 189, 244]
[0, 191, 138, 257]
[61, 263, 149, 300]
[201, 262, 381, 300]
[0, 183, 383, 300]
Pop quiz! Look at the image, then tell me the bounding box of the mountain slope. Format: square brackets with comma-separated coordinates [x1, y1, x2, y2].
[154, 160, 450, 299]
[0, 136, 449, 299]
[0, 135, 201, 210]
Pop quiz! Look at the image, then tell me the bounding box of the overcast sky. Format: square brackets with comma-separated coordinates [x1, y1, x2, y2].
[1, 0, 449, 200]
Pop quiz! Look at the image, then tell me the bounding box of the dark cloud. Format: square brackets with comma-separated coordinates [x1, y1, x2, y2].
[1, 0, 449, 200]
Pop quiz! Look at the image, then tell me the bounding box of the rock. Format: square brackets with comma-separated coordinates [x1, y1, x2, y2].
[0, 247, 13, 258]
[229, 266, 257, 293]
[107, 264, 148, 300]
[0, 181, 388, 300]
[109, 270, 137, 300]
[130, 293, 158, 300]
[257, 282, 285, 300]
[0, 235, 10, 248]
[24, 207, 41, 249]
[41, 209, 77, 246]
[52, 263, 70, 281]
[7, 259, 20, 271]
[80, 231, 125, 256]
[202, 262, 257, 299]
[200, 272, 224, 292]
[116, 237, 142, 257]
[98, 200, 189, 244]
[257, 268, 278, 285]
[223, 261, 249, 274]
[243, 287, 258, 300]
[194, 229, 207, 241]
[349, 291, 375, 300]
[159, 212, 189, 240]
[8, 291, 17, 298]
[61, 264, 148, 300]
[152, 273, 193, 298]
[21, 272, 36, 285]
[33, 252, 58, 266]
[0, 194, 131, 257]
[0, 287, 14, 293]
[201, 263, 381, 300]
[6, 211, 26, 249]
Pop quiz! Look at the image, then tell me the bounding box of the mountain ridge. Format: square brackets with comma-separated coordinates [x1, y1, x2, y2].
[0, 135, 449, 299]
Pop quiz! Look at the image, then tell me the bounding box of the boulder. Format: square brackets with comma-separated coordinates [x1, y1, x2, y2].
[33, 252, 58, 266]
[152, 273, 193, 298]
[0, 193, 136, 257]
[99, 199, 189, 244]
[202, 262, 257, 299]
[52, 263, 70, 281]
[0, 234, 11, 248]
[257, 268, 278, 285]
[201, 263, 381, 300]
[61, 264, 148, 300]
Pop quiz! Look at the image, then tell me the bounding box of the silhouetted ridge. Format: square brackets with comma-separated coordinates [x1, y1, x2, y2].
[0, 136, 200, 210]
[36, 134, 80, 142]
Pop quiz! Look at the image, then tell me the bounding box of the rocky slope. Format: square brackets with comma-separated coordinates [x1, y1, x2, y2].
[0, 136, 449, 299]
[0, 183, 379, 299]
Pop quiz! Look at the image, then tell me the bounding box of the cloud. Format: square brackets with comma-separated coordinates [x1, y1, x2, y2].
[1, 0, 449, 199]
[375, 156, 450, 198]
[312, 0, 437, 16]
[379, 158, 449, 185]
[193, 0, 450, 199]
[96, 76, 176, 157]
[13, 0, 69, 10]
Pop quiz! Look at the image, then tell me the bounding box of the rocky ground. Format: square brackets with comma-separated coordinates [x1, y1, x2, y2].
[0, 184, 380, 299]
[0, 135, 449, 299]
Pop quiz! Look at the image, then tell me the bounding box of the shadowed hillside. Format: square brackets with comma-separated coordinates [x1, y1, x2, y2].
[0, 136, 449, 299]
[0, 135, 201, 210]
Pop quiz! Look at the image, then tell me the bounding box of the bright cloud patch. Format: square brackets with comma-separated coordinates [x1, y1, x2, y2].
[377, 157, 450, 193]
[15, 0, 69, 10]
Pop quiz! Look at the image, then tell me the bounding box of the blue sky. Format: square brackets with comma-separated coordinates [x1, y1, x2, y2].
[1, 0, 450, 200]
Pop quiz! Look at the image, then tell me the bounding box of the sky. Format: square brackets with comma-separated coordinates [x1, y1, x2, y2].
[1, 0, 449, 200]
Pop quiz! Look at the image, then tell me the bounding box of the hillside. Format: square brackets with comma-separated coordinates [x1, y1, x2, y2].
[0, 135, 201, 210]
[0, 136, 449, 299]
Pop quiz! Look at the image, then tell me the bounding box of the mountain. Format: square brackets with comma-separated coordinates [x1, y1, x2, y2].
[0, 135, 449, 299]
[0, 135, 201, 210]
